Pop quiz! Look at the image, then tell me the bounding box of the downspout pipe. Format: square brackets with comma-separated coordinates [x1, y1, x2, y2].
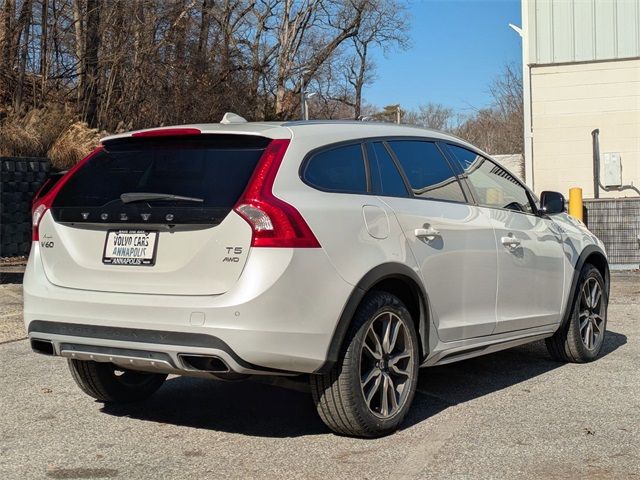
[592, 129, 600, 199]
[592, 129, 640, 198]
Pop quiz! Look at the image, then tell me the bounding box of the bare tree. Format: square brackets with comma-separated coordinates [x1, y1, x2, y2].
[345, 0, 408, 119]
[12, 0, 34, 110]
[273, 0, 371, 119]
[0, 0, 416, 156]
[402, 103, 456, 131]
[455, 64, 523, 154]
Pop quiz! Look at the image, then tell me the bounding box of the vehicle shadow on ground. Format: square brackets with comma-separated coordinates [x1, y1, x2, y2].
[101, 331, 627, 438]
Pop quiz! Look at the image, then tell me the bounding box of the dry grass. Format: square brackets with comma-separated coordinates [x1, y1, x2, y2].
[48, 122, 104, 170]
[0, 122, 42, 157]
[0, 106, 106, 168]
[0, 106, 74, 157]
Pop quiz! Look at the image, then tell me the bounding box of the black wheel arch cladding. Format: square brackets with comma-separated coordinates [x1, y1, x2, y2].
[315, 262, 429, 374]
[561, 244, 610, 329]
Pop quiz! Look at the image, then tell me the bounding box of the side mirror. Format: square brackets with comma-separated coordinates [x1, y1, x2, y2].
[539, 191, 566, 215]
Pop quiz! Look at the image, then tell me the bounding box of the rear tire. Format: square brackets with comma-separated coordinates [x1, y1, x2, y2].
[68, 359, 167, 403]
[310, 291, 420, 438]
[546, 264, 607, 363]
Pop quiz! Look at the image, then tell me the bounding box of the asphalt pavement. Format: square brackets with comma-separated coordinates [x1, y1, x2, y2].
[1, 273, 638, 479]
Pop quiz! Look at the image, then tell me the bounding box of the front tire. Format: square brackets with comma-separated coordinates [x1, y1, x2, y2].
[310, 291, 420, 437]
[546, 264, 608, 363]
[68, 359, 167, 403]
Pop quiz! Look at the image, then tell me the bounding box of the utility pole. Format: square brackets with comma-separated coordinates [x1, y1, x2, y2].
[300, 69, 312, 120]
[396, 105, 401, 124]
[302, 92, 317, 120]
[300, 78, 306, 120]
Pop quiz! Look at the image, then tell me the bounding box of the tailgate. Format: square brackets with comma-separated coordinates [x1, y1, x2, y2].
[38, 134, 269, 295]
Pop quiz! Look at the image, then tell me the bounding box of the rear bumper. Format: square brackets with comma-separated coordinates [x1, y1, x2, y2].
[24, 245, 353, 374]
[28, 321, 295, 376]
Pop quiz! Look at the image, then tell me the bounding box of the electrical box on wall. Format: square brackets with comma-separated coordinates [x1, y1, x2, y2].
[602, 152, 622, 187]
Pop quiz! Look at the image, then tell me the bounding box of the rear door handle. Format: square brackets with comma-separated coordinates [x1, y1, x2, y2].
[501, 233, 521, 249]
[415, 225, 441, 242]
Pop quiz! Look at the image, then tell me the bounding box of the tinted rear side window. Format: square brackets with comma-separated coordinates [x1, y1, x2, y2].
[52, 135, 270, 225]
[388, 140, 465, 202]
[367, 142, 409, 197]
[303, 144, 367, 193]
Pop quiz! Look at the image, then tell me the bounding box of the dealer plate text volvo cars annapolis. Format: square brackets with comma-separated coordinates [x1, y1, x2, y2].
[24, 119, 609, 437]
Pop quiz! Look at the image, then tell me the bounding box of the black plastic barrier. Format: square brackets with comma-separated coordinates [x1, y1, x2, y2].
[0, 157, 50, 257]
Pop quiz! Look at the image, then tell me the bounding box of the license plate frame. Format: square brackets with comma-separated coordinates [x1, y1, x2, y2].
[102, 230, 159, 266]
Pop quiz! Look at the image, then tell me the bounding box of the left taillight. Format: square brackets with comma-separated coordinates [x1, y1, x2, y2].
[32, 147, 103, 241]
[234, 139, 320, 248]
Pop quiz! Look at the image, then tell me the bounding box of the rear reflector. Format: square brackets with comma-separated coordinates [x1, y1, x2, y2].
[234, 139, 320, 248]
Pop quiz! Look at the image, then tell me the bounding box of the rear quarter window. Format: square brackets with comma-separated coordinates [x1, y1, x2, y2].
[302, 143, 367, 194]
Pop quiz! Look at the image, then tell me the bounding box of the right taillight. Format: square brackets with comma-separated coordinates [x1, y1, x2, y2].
[32, 146, 103, 241]
[234, 139, 320, 248]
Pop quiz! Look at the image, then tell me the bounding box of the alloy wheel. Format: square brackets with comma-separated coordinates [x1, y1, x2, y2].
[359, 312, 415, 419]
[578, 277, 605, 350]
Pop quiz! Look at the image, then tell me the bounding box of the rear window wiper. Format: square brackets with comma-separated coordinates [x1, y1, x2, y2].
[120, 192, 204, 204]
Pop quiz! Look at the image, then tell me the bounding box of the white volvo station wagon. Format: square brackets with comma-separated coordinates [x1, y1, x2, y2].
[24, 119, 609, 437]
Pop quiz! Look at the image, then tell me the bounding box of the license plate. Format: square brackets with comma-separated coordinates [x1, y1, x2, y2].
[102, 230, 158, 266]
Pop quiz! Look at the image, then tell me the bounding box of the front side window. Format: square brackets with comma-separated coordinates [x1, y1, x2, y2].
[303, 144, 367, 193]
[387, 140, 465, 202]
[446, 144, 534, 214]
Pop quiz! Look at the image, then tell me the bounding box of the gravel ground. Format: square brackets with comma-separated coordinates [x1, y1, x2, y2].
[0, 273, 638, 479]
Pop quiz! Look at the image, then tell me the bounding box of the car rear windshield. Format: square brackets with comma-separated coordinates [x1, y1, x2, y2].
[51, 135, 270, 225]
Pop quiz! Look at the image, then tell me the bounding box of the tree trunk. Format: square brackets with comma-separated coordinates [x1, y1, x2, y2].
[353, 43, 367, 119]
[1, 0, 14, 72]
[72, 0, 85, 105]
[197, 0, 210, 73]
[274, 0, 364, 119]
[13, 0, 34, 111]
[40, 0, 48, 100]
[83, 0, 101, 127]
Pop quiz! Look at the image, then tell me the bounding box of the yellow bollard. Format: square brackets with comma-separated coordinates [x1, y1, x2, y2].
[568, 187, 583, 221]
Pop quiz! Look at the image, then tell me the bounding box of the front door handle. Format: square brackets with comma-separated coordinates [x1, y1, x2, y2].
[501, 233, 521, 249]
[415, 225, 441, 242]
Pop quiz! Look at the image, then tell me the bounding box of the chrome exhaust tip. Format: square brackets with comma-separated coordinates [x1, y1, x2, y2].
[30, 338, 55, 356]
[178, 354, 230, 373]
